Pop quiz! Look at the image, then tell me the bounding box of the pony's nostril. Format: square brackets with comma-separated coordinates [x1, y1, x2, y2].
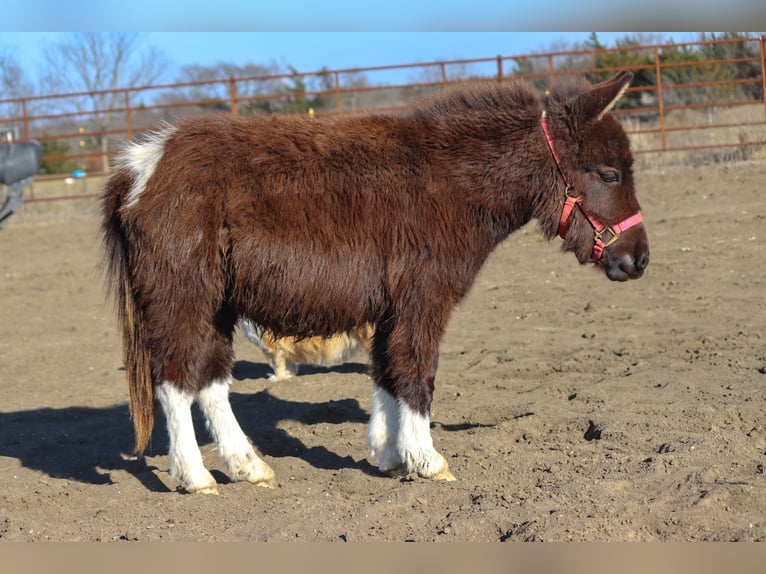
[636, 250, 650, 272]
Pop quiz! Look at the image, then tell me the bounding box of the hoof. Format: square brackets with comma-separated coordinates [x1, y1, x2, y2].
[176, 469, 218, 495]
[194, 486, 220, 495]
[382, 464, 408, 478]
[242, 463, 276, 489]
[227, 453, 276, 488]
[381, 465, 456, 481]
[267, 370, 296, 381]
[252, 477, 277, 489]
[184, 484, 220, 495]
[431, 469, 457, 481]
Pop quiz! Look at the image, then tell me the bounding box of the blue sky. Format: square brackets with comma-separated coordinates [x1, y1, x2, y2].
[3, 32, 703, 88]
[1, 0, 761, 88]
[146, 32, 695, 77]
[2, 1, 763, 31]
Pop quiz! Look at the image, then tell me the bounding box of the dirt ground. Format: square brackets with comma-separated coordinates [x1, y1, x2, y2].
[1, 161, 764, 542]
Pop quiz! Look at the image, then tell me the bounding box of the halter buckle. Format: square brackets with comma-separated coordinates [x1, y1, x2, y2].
[594, 226, 620, 248]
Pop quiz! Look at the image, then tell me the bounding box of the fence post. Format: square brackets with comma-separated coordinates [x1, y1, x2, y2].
[496, 55, 503, 82]
[24, 97, 34, 201]
[21, 99, 30, 141]
[124, 90, 133, 143]
[760, 35, 766, 120]
[440, 62, 447, 91]
[547, 54, 554, 89]
[335, 71, 342, 113]
[654, 46, 666, 150]
[228, 77, 238, 116]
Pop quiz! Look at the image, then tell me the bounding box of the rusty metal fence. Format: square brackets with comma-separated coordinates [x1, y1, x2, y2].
[2, 35, 764, 203]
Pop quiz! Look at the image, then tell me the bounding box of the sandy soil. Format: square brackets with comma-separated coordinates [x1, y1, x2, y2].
[1, 162, 764, 542]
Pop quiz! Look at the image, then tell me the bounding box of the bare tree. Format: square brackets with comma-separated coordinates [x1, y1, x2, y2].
[0, 48, 35, 140]
[41, 32, 166, 102]
[39, 33, 167, 171]
[158, 61, 285, 117]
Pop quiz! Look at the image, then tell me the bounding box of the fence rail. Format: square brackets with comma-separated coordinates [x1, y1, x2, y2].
[2, 35, 765, 203]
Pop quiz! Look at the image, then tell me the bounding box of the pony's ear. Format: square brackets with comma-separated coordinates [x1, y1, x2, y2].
[571, 71, 633, 124]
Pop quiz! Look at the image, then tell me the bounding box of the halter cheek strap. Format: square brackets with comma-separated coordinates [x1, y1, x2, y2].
[541, 111, 643, 262]
[558, 195, 580, 238]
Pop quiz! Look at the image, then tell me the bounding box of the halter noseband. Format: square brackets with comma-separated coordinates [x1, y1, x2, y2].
[540, 111, 643, 261]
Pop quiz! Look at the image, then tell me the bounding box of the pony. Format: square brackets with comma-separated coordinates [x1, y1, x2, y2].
[238, 319, 373, 380]
[102, 71, 649, 494]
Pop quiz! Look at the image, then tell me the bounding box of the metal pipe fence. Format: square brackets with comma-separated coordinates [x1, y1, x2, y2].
[2, 35, 764, 203]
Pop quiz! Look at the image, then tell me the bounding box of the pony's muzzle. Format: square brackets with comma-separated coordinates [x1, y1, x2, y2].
[604, 232, 650, 282]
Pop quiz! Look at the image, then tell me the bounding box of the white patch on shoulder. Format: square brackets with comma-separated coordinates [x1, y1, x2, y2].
[118, 124, 176, 208]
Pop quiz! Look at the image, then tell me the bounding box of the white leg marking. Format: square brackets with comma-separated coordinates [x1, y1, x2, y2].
[196, 377, 275, 487]
[118, 125, 175, 208]
[156, 382, 218, 494]
[367, 385, 401, 472]
[397, 400, 455, 481]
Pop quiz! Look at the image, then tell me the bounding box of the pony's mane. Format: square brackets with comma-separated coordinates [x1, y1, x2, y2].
[409, 77, 596, 130]
[425, 76, 600, 112]
[413, 80, 541, 119]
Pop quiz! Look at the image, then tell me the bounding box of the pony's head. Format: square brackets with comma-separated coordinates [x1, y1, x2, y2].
[543, 71, 649, 282]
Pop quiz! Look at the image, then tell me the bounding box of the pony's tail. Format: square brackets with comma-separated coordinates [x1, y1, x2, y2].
[101, 171, 154, 457]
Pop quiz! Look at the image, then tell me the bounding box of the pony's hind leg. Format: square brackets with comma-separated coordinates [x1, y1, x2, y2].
[156, 382, 219, 494]
[157, 298, 274, 492]
[196, 377, 275, 488]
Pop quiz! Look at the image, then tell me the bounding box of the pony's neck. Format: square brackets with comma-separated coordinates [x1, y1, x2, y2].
[421, 110, 561, 246]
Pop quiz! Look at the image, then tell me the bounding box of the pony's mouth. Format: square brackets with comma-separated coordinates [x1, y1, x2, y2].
[604, 252, 649, 282]
[605, 265, 642, 282]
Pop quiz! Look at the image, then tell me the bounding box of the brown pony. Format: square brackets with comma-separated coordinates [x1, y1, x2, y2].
[102, 71, 649, 494]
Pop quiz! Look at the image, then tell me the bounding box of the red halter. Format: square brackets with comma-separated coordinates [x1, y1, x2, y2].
[540, 111, 643, 261]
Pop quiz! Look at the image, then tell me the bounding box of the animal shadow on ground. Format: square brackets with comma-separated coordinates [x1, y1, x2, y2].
[0, 360, 377, 492]
[232, 358, 371, 380]
[226, 359, 378, 480]
[0, 359, 492, 491]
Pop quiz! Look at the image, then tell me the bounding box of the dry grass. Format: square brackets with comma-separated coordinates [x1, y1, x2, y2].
[625, 104, 766, 171]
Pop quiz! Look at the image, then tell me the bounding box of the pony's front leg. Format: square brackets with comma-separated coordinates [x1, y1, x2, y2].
[156, 382, 219, 494]
[367, 383, 401, 471]
[367, 307, 456, 480]
[196, 377, 275, 488]
[368, 383, 455, 480]
[397, 394, 456, 481]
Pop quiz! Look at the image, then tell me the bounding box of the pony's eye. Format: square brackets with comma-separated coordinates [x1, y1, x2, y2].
[598, 170, 620, 183]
